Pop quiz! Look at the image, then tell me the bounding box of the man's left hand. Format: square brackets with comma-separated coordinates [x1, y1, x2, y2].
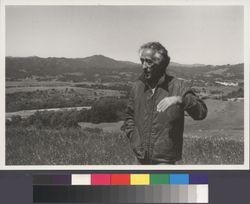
[157, 96, 183, 112]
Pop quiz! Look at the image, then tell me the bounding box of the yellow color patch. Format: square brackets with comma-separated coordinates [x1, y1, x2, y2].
[130, 174, 150, 185]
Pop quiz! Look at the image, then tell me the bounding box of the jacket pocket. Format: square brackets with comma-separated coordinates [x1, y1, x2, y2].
[151, 128, 177, 161]
[129, 128, 145, 160]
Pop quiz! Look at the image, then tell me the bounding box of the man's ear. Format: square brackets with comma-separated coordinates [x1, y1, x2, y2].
[160, 56, 170, 73]
[165, 56, 170, 67]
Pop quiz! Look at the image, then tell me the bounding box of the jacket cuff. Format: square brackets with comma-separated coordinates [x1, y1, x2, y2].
[182, 92, 198, 110]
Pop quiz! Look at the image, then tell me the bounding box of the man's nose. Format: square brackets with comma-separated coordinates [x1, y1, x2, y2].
[142, 62, 150, 70]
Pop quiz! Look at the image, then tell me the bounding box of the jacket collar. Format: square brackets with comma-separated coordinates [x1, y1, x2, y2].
[139, 73, 171, 92]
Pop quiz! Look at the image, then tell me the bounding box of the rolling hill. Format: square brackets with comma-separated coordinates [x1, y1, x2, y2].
[6, 55, 243, 81]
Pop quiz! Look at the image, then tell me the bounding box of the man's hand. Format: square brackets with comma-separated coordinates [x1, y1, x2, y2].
[157, 96, 183, 112]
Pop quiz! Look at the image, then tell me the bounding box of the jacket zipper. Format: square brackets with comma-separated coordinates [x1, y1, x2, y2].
[147, 89, 156, 164]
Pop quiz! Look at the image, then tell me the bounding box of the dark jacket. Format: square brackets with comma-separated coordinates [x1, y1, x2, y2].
[123, 74, 207, 164]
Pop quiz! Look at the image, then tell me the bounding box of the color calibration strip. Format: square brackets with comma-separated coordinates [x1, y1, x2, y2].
[33, 174, 208, 203]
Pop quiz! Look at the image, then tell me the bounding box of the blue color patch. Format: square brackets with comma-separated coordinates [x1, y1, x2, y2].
[169, 174, 189, 184]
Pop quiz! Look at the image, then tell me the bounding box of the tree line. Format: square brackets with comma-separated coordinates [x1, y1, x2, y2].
[6, 97, 127, 129]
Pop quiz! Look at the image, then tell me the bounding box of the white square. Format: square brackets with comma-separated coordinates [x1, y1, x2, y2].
[71, 174, 91, 185]
[196, 184, 209, 203]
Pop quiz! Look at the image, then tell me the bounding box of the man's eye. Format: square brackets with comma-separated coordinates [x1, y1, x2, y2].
[140, 58, 145, 63]
[145, 59, 153, 64]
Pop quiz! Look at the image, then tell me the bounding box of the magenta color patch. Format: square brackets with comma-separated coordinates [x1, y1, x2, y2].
[91, 174, 111, 185]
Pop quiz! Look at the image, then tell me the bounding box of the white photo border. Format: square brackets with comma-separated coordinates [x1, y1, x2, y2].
[0, 0, 249, 170]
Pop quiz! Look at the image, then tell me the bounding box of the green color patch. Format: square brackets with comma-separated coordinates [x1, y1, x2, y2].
[150, 174, 169, 184]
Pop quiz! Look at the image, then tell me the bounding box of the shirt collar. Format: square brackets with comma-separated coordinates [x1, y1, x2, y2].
[139, 73, 170, 92]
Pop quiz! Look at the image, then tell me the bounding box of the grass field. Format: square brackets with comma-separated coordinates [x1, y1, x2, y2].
[78, 121, 124, 133]
[6, 126, 243, 165]
[6, 86, 123, 97]
[78, 99, 244, 141]
[6, 79, 72, 88]
[6, 106, 91, 120]
[5, 99, 244, 165]
[6, 85, 124, 112]
[185, 99, 244, 141]
[194, 85, 238, 95]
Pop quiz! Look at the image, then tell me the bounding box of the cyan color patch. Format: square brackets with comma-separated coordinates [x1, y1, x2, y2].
[169, 174, 189, 184]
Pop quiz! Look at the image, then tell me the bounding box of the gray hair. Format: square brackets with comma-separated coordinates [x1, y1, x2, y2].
[139, 42, 170, 67]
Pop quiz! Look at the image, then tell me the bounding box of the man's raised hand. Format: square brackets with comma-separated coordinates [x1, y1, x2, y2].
[157, 96, 182, 112]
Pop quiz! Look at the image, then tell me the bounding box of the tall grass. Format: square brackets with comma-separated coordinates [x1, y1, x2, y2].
[181, 136, 243, 164]
[6, 127, 135, 165]
[6, 126, 243, 165]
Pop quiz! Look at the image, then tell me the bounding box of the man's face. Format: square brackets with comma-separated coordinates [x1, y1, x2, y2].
[140, 48, 164, 81]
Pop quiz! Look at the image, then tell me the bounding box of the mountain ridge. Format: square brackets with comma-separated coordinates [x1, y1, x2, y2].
[6, 55, 243, 67]
[5, 55, 244, 80]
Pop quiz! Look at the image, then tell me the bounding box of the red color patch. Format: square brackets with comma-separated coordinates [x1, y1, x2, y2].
[111, 174, 130, 185]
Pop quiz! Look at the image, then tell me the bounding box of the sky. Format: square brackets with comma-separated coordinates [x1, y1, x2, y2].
[6, 6, 244, 65]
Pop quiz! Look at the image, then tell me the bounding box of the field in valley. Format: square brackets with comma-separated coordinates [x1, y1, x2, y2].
[5, 96, 244, 165]
[5, 56, 245, 166]
[6, 79, 125, 113]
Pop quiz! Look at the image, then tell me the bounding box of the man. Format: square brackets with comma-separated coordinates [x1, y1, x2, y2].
[123, 42, 207, 165]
